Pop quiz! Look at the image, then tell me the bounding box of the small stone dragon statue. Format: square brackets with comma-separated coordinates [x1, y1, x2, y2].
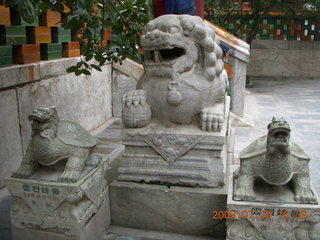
[122, 14, 228, 131]
[235, 117, 317, 204]
[12, 106, 99, 183]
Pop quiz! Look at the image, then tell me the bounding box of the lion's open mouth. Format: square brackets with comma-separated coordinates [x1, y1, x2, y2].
[144, 45, 185, 64]
[270, 129, 289, 146]
[28, 113, 50, 130]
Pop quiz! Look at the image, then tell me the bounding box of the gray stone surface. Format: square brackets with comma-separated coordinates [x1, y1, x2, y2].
[0, 119, 123, 240]
[104, 225, 224, 240]
[7, 160, 108, 236]
[11, 198, 110, 240]
[0, 188, 15, 240]
[119, 98, 231, 187]
[39, 58, 82, 79]
[0, 90, 23, 188]
[0, 58, 82, 89]
[118, 113, 231, 187]
[227, 166, 320, 240]
[18, 63, 112, 152]
[123, 14, 228, 130]
[119, 14, 231, 187]
[234, 78, 320, 197]
[0, 64, 40, 89]
[235, 117, 316, 204]
[248, 40, 320, 78]
[112, 70, 137, 118]
[230, 58, 247, 116]
[0, 59, 113, 188]
[12, 106, 99, 183]
[112, 59, 144, 82]
[110, 180, 227, 238]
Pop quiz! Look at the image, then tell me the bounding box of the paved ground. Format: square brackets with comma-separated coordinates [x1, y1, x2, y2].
[1, 77, 320, 239]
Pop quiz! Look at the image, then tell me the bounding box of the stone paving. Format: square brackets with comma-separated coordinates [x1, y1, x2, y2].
[1, 77, 320, 239]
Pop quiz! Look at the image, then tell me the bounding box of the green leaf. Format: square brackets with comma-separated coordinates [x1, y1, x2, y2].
[85, 54, 94, 61]
[81, 69, 91, 75]
[66, 66, 78, 73]
[91, 64, 102, 72]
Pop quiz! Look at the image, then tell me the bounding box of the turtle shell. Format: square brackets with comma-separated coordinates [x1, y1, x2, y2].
[240, 135, 309, 160]
[57, 120, 97, 148]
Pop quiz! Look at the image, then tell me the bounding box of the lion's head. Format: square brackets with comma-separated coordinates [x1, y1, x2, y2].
[28, 106, 59, 132]
[267, 117, 291, 155]
[141, 14, 224, 81]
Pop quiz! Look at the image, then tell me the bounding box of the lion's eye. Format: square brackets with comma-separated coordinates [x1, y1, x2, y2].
[170, 26, 179, 33]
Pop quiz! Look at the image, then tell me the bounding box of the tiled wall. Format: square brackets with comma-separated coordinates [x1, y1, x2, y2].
[225, 17, 320, 41]
[0, 2, 112, 66]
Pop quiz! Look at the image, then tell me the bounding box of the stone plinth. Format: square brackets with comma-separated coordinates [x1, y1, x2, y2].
[110, 180, 227, 238]
[227, 166, 320, 240]
[6, 162, 110, 240]
[118, 99, 231, 187]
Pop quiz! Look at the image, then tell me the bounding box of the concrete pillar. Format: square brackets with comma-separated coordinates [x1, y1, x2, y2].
[230, 58, 247, 116]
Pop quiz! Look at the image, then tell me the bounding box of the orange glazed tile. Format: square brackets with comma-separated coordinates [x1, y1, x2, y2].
[13, 44, 40, 64]
[274, 35, 284, 40]
[102, 29, 112, 40]
[63, 4, 70, 13]
[40, 11, 61, 27]
[0, 6, 10, 25]
[224, 63, 233, 79]
[301, 35, 311, 41]
[268, 29, 277, 35]
[63, 42, 80, 50]
[28, 26, 51, 43]
[98, 40, 107, 47]
[63, 49, 80, 57]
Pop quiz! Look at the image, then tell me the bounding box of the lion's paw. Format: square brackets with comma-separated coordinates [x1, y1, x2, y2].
[12, 164, 34, 178]
[295, 187, 317, 204]
[234, 186, 256, 201]
[59, 169, 81, 183]
[200, 105, 224, 132]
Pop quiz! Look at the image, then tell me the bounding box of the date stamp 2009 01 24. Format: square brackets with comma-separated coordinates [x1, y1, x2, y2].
[212, 209, 308, 220]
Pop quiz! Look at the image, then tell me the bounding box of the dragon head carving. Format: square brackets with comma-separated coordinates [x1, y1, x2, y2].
[141, 14, 224, 81]
[28, 106, 59, 133]
[267, 117, 291, 155]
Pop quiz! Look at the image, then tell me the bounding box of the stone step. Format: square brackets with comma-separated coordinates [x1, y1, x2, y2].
[103, 225, 224, 240]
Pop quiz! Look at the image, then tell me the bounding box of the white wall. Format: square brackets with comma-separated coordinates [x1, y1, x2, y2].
[248, 40, 320, 78]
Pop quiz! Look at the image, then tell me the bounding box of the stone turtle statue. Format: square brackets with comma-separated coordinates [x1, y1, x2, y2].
[122, 14, 228, 131]
[235, 117, 317, 204]
[12, 106, 99, 182]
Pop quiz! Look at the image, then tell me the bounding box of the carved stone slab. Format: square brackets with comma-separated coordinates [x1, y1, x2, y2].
[227, 166, 320, 240]
[144, 133, 203, 165]
[118, 98, 232, 187]
[6, 164, 108, 236]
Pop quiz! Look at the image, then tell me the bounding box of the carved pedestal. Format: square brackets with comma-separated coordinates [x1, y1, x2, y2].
[227, 166, 320, 240]
[118, 99, 231, 187]
[6, 162, 110, 240]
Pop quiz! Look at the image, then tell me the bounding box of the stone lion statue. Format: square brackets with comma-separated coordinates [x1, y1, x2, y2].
[12, 106, 99, 183]
[122, 14, 228, 132]
[235, 117, 317, 204]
